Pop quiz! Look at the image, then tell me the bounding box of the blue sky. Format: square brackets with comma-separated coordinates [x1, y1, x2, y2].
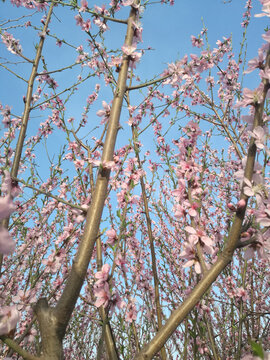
[0, 0, 268, 182]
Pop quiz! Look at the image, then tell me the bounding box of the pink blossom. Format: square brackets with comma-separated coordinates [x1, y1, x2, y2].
[75, 15, 91, 31]
[234, 157, 264, 186]
[79, 0, 88, 12]
[122, 44, 141, 68]
[242, 114, 255, 131]
[0, 306, 20, 336]
[42, 254, 62, 274]
[244, 49, 265, 73]
[185, 226, 213, 248]
[243, 177, 264, 203]
[243, 232, 268, 260]
[0, 196, 16, 220]
[255, 0, 270, 17]
[1, 32, 22, 55]
[2, 170, 20, 198]
[110, 292, 126, 312]
[255, 202, 270, 227]
[106, 228, 117, 245]
[173, 203, 186, 219]
[13, 289, 36, 310]
[94, 281, 111, 308]
[74, 159, 85, 169]
[95, 263, 110, 284]
[94, 5, 110, 15]
[0, 227, 16, 255]
[93, 18, 108, 32]
[249, 126, 267, 149]
[259, 67, 270, 81]
[122, 0, 140, 8]
[234, 84, 264, 108]
[191, 35, 204, 48]
[235, 287, 248, 301]
[262, 29, 270, 43]
[125, 301, 137, 322]
[115, 253, 127, 273]
[184, 201, 200, 217]
[179, 241, 202, 274]
[82, 19, 91, 32]
[236, 199, 246, 211]
[88, 159, 116, 171]
[96, 101, 111, 123]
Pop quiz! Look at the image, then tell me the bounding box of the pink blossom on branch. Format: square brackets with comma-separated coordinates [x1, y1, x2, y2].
[243, 177, 264, 203]
[179, 241, 203, 274]
[255, 201, 270, 227]
[191, 35, 204, 48]
[1, 32, 22, 55]
[106, 228, 117, 245]
[0, 227, 16, 255]
[95, 263, 110, 285]
[122, 44, 142, 69]
[110, 291, 126, 312]
[13, 290, 36, 311]
[125, 300, 137, 322]
[122, 0, 140, 8]
[88, 159, 116, 171]
[243, 231, 268, 260]
[0, 171, 17, 255]
[255, 0, 270, 17]
[249, 126, 267, 150]
[245, 48, 265, 74]
[0, 306, 19, 336]
[262, 29, 270, 43]
[2, 170, 20, 197]
[0, 196, 16, 220]
[241, 351, 270, 360]
[96, 100, 111, 124]
[237, 199, 246, 211]
[185, 225, 214, 250]
[234, 84, 265, 108]
[79, 0, 88, 12]
[94, 281, 111, 308]
[234, 157, 264, 186]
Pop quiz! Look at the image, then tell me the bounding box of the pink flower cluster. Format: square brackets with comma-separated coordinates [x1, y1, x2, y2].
[122, 44, 142, 69]
[0, 171, 18, 255]
[1, 32, 22, 55]
[93, 263, 125, 312]
[93, 264, 111, 308]
[0, 172, 20, 336]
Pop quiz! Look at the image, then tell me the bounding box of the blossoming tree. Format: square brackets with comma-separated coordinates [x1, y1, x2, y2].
[0, 0, 269, 359]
